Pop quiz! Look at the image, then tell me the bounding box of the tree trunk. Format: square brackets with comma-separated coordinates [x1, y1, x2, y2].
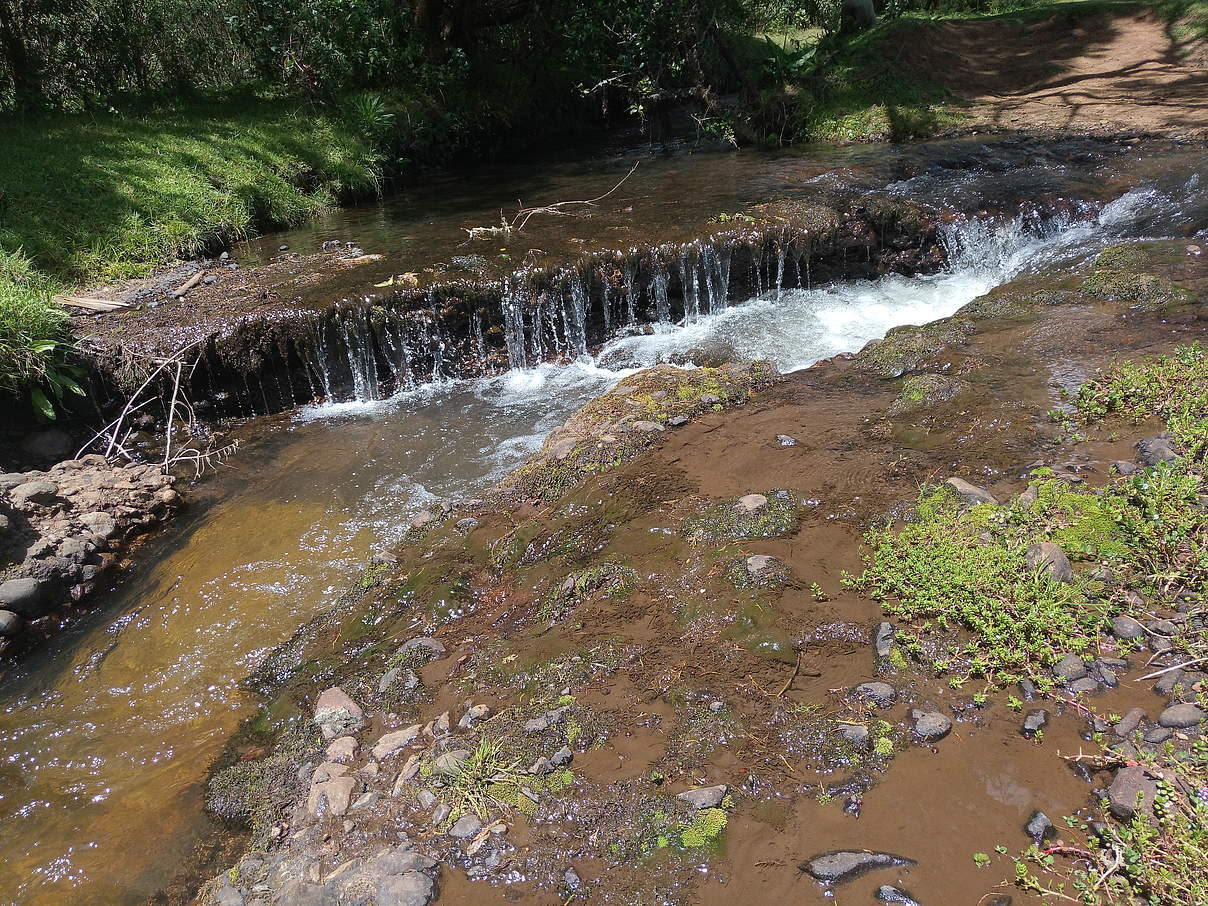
[0, 0, 44, 111]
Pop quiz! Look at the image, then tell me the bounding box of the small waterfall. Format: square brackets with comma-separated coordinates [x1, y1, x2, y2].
[651, 261, 671, 323]
[502, 285, 529, 369]
[565, 276, 590, 358]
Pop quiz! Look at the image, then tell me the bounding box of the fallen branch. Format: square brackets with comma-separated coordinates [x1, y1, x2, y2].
[172, 271, 204, 298]
[1137, 655, 1208, 681]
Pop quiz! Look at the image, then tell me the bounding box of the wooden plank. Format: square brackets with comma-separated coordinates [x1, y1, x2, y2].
[54, 294, 131, 312]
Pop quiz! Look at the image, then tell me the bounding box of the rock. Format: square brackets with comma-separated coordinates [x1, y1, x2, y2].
[409, 511, 436, 530]
[1143, 727, 1171, 744]
[397, 636, 446, 662]
[875, 886, 922, 906]
[802, 850, 916, 885]
[350, 790, 381, 812]
[550, 745, 573, 766]
[379, 666, 420, 694]
[372, 725, 422, 760]
[0, 578, 45, 618]
[734, 493, 768, 514]
[432, 750, 471, 775]
[944, 477, 998, 505]
[700, 393, 721, 405]
[307, 776, 358, 817]
[430, 803, 451, 825]
[632, 420, 664, 433]
[1107, 765, 1158, 820]
[775, 434, 798, 446]
[911, 710, 952, 742]
[677, 784, 727, 809]
[449, 814, 483, 838]
[0, 610, 23, 637]
[1027, 542, 1073, 583]
[392, 754, 423, 794]
[1113, 708, 1148, 738]
[1112, 615, 1146, 640]
[10, 480, 59, 506]
[311, 761, 350, 784]
[79, 511, 119, 540]
[1137, 436, 1180, 465]
[1069, 676, 1102, 696]
[528, 757, 554, 775]
[1154, 669, 1185, 697]
[376, 871, 437, 906]
[523, 707, 566, 734]
[667, 415, 689, 427]
[852, 681, 897, 707]
[839, 724, 870, 749]
[1021, 709, 1049, 738]
[325, 737, 358, 762]
[1157, 703, 1205, 728]
[314, 687, 365, 740]
[1052, 653, 1088, 682]
[416, 789, 437, 809]
[454, 517, 478, 533]
[457, 703, 491, 729]
[564, 867, 583, 890]
[21, 429, 72, 461]
[745, 554, 780, 581]
[874, 622, 896, 660]
[214, 884, 245, 906]
[1025, 811, 1055, 843]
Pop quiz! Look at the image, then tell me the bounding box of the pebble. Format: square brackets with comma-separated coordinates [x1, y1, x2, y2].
[1025, 810, 1055, 843]
[325, 737, 358, 762]
[550, 746, 573, 766]
[852, 681, 897, 707]
[1027, 542, 1073, 583]
[874, 622, 896, 660]
[449, 814, 483, 839]
[313, 687, 365, 740]
[911, 710, 952, 742]
[802, 850, 916, 884]
[528, 757, 554, 775]
[372, 725, 423, 761]
[1069, 676, 1102, 696]
[944, 477, 998, 505]
[875, 886, 922, 906]
[1136, 436, 1180, 465]
[1021, 709, 1049, 738]
[734, 493, 768, 514]
[839, 724, 870, 749]
[1107, 765, 1158, 820]
[0, 578, 45, 617]
[667, 415, 689, 427]
[745, 554, 780, 581]
[0, 610, 23, 637]
[1113, 708, 1147, 738]
[430, 804, 451, 825]
[632, 420, 664, 433]
[1052, 653, 1088, 682]
[775, 434, 798, 446]
[677, 785, 728, 809]
[1112, 615, 1146, 640]
[1154, 669, 1185, 697]
[433, 750, 471, 775]
[1157, 703, 1205, 728]
[564, 867, 583, 890]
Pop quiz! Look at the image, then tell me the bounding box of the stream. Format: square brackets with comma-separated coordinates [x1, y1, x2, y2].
[1, 138, 1206, 905]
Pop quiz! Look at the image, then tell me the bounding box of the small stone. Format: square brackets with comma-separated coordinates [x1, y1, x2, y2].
[734, 493, 768, 514]
[417, 789, 437, 809]
[457, 703, 491, 729]
[1107, 765, 1158, 820]
[775, 434, 798, 446]
[1021, 709, 1049, 738]
[376, 871, 437, 906]
[397, 636, 446, 662]
[875, 886, 922, 906]
[350, 790, 381, 812]
[0, 578, 45, 617]
[564, 867, 583, 890]
[214, 884, 245, 906]
[667, 415, 688, 427]
[1157, 703, 1205, 728]
[1112, 615, 1146, 640]
[700, 393, 721, 405]
[852, 681, 897, 707]
[944, 477, 998, 505]
[874, 622, 896, 660]
[1069, 676, 1102, 696]
[433, 750, 471, 775]
[10, 480, 59, 506]
[279, 245, 289, 251]
[79, 511, 118, 540]
[449, 814, 483, 838]
[314, 687, 365, 740]
[430, 803, 451, 825]
[325, 737, 358, 762]
[1143, 726, 1171, 744]
[528, 757, 554, 775]
[1027, 542, 1073, 583]
[802, 850, 916, 885]
[745, 554, 780, 581]
[1137, 436, 1180, 466]
[550, 746, 573, 766]
[307, 776, 358, 817]
[0, 610, 23, 637]
[911, 710, 952, 742]
[839, 724, 870, 749]
[1025, 811, 1055, 843]
[372, 725, 423, 761]
[1113, 708, 1147, 738]
[392, 754, 423, 794]
[409, 511, 436, 530]
[677, 784, 727, 809]
[1154, 669, 1185, 697]
[455, 517, 478, 533]
[1052, 653, 1088, 682]
[632, 420, 664, 433]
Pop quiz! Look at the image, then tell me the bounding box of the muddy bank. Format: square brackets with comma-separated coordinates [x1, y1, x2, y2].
[0, 450, 180, 659]
[185, 232, 1206, 906]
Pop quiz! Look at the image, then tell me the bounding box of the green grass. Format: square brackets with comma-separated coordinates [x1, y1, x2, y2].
[0, 248, 71, 410]
[0, 96, 382, 284]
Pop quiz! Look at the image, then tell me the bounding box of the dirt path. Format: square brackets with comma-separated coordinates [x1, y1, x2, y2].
[905, 9, 1208, 137]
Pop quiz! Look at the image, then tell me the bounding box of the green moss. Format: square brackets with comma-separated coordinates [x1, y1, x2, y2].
[857, 318, 972, 378]
[1094, 244, 1152, 270]
[1081, 269, 1192, 311]
[887, 374, 970, 416]
[680, 807, 728, 848]
[684, 490, 800, 542]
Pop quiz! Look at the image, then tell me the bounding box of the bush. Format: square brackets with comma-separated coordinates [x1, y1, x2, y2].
[0, 248, 71, 414]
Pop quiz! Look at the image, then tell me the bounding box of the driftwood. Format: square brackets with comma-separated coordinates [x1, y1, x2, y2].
[463, 162, 640, 242]
[172, 271, 204, 298]
[54, 294, 131, 312]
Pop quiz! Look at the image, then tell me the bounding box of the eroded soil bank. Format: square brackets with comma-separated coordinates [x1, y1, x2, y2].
[186, 221, 1207, 906]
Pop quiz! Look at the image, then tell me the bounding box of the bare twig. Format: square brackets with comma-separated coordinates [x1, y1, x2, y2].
[1137, 655, 1208, 681]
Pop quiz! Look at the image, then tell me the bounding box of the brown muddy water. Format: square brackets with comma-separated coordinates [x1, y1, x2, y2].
[2, 138, 1207, 905]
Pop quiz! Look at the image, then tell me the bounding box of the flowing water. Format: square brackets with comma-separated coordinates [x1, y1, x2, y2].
[1, 140, 1206, 905]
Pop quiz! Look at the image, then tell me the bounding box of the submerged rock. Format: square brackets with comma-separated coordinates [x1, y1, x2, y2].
[1137, 436, 1180, 465]
[874, 622, 897, 660]
[875, 886, 923, 905]
[1021, 709, 1049, 738]
[1157, 703, 1205, 728]
[677, 784, 727, 809]
[802, 850, 916, 884]
[852, 681, 897, 707]
[1025, 811, 1055, 843]
[911, 710, 952, 742]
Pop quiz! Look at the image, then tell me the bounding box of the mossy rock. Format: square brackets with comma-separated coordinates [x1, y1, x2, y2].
[857, 317, 972, 378]
[1082, 269, 1192, 311]
[1094, 244, 1152, 270]
[684, 490, 801, 542]
[957, 288, 1084, 321]
[886, 374, 971, 417]
[750, 200, 843, 236]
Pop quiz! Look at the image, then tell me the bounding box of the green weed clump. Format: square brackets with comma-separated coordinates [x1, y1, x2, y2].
[0, 248, 80, 416]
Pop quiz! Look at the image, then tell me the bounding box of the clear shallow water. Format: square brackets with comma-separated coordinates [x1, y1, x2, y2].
[1, 161, 1205, 904]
